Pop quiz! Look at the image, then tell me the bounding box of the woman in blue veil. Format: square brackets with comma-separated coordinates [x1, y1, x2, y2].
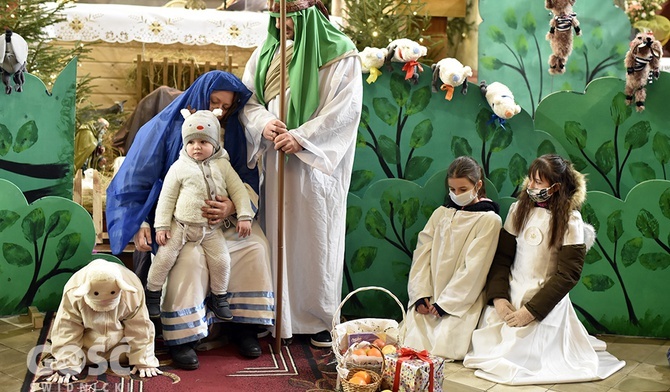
[107, 71, 258, 251]
[106, 71, 273, 369]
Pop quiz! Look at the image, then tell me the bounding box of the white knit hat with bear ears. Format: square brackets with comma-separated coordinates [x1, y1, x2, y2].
[180, 108, 222, 150]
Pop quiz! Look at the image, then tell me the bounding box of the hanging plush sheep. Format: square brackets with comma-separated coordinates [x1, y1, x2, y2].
[0, 29, 28, 94]
[359, 47, 388, 84]
[386, 38, 428, 85]
[431, 58, 472, 100]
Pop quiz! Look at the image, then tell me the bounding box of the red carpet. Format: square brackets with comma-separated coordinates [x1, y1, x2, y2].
[23, 313, 339, 392]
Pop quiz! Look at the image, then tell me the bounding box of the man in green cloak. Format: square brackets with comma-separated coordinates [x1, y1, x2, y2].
[240, 0, 362, 347]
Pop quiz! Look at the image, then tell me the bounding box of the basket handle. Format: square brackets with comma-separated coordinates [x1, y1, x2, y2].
[331, 285, 407, 332]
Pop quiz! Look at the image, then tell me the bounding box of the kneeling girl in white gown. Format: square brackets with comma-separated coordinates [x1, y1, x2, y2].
[463, 154, 625, 385]
[404, 156, 502, 360]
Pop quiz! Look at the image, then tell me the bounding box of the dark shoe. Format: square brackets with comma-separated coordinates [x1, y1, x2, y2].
[235, 327, 262, 358]
[145, 289, 161, 318]
[209, 293, 233, 320]
[169, 343, 199, 370]
[310, 330, 332, 348]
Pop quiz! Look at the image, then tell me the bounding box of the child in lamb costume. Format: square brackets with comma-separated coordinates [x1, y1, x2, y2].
[47, 259, 161, 383]
[146, 109, 253, 321]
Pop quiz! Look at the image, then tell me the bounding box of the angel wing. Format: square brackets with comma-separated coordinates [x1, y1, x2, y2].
[583, 222, 596, 251]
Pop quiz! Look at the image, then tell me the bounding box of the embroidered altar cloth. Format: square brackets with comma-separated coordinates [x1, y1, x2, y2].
[47, 3, 270, 47]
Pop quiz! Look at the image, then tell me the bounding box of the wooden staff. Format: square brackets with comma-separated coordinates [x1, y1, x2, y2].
[274, 0, 287, 353]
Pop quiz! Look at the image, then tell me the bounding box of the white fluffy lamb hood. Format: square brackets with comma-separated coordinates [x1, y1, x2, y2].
[72, 259, 137, 312]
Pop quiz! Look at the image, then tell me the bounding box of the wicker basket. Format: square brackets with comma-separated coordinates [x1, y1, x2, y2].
[332, 286, 406, 389]
[338, 342, 385, 375]
[341, 367, 383, 392]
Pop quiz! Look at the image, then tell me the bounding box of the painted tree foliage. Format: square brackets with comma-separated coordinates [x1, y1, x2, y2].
[353, 63, 565, 200]
[0, 59, 77, 202]
[478, 0, 629, 117]
[0, 179, 122, 315]
[574, 182, 670, 337]
[535, 77, 670, 199]
[535, 75, 670, 337]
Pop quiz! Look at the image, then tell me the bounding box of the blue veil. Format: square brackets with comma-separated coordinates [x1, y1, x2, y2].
[106, 71, 255, 255]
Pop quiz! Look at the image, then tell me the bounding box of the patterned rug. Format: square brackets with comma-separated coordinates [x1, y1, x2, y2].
[23, 312, 339, 392]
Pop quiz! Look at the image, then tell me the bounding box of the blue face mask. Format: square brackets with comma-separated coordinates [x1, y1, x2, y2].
[527, 184, 557, 203]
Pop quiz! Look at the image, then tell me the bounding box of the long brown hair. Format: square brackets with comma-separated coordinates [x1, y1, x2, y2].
[446, 156, 487, 198]
[512, 154, 584, 249]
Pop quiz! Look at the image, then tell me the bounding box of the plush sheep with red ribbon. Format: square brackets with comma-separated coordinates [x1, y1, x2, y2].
[385, 38, 428, 85]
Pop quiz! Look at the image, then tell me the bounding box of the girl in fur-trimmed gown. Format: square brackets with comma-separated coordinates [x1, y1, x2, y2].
[404, 156, 502, 359]
[463, 154, 625, 385]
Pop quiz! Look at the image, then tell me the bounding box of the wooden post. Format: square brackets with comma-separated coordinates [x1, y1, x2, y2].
[274, 0, 287, 353]
[148, 58, 155, 93]
[135, 54, 142, 102]
[73, 169, 83, 205]
[177, 59, 184, 90]
[189, 59, 196, 85]
[162, 57, 169, 86]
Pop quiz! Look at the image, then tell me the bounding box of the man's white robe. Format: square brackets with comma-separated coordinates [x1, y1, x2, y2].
[241, 42, 362, 338]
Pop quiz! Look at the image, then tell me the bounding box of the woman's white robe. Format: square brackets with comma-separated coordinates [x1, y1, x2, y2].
[404, 206, 501, 359]
[463, 203, 625, 385]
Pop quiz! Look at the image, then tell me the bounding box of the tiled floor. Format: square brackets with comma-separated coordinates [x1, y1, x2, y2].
[1, 314, 669, 392]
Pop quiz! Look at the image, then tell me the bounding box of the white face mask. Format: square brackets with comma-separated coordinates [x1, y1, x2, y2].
[449, 188, 478, 207]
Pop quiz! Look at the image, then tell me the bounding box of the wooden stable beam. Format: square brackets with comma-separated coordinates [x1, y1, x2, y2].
[132, 56, 241, 102]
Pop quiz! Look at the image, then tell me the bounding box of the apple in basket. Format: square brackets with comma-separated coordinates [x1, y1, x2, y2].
[373, 338, 386, 348]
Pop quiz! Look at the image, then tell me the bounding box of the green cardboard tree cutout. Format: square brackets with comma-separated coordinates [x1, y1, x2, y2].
[0, 59, 77, 203]
[576, 182, 670, 338]
[536, 76, 670, 199]
[0, 179, 122, 315]
[0, 60, 122, 315]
